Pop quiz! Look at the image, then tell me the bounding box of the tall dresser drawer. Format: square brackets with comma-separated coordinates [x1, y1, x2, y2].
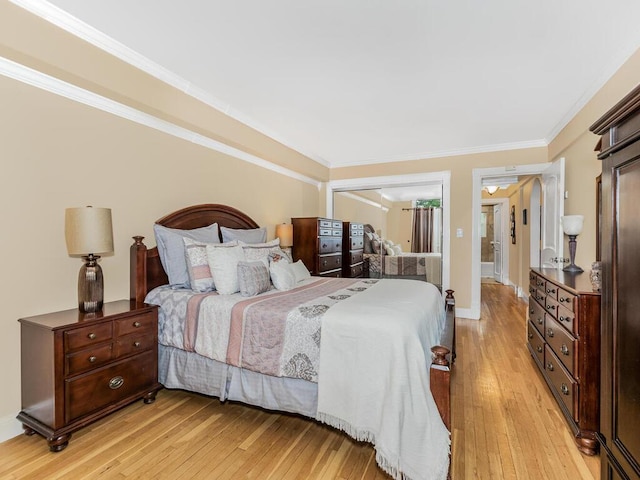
[349, 251, 364, 264]
[529, 299, 545, 334]
[545, 315, 577, 375]
[557, 288, 576, 312]
[318, 254, 342, 272]
[528, 321, 545, 366]
[544, 345, 577, 418]
[318, 237, 340, 254]
[348, 263, 364, 278]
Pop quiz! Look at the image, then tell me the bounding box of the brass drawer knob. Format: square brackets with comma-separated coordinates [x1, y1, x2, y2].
[89, 356, 97, 363]
[546, 362, 554, 372]
[561, 344, 570, 356]
[559, 316, 567, 322]
[134, 341, 141, 348]
[537, 318, 543, 325]
[528, 332, 533, 339]
[561, 383, 570, 395]
[546, 304, 556, 311]
[133, 321, 141, 328]
[108, 376, 124, 390]
[537, 346, 543, 353]
[547, 328, 554, 338]
[88, 333, 97, 340]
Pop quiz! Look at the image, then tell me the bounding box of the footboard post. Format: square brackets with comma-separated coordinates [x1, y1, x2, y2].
[431, 346, 451, 430]
[130, 236, 148, 304]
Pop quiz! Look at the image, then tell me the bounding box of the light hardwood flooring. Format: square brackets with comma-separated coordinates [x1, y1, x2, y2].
[0, 283, 599, 479]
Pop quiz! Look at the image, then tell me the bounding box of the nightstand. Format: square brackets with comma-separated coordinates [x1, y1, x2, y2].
[17, 300, 162, 451]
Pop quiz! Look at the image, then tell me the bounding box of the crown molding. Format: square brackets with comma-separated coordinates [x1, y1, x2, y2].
[0, 55, 321, 188]
[332, 139, 549, 168]
[9, 0, 330, 168]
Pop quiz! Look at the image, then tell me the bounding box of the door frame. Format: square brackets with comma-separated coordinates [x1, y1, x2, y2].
[482, 198, 509, 285]
[470, 161, 564, 320]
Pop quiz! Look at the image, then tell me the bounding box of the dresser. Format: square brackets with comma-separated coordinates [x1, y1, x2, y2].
[342, 221, 364, 278]
[291, 217, 343, 277]
[591, 84, 640, 480]
[527, 268, 601, 455]
[17, 300, 162, 451]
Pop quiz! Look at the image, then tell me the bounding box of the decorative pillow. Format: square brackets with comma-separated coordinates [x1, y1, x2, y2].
[269, 250, 291, 264]
[372, 239, 381, 254]
[220, 226, 267, 244]
[385, 246, 396, 256]
[183, 238, 215, 292]
[237, 261, 271, 297]
[290, 260, 311, 283]
[392, 244, 403, 255]
[270, 261, 296, 291]
[206, 244, 246, 295]
[154, 223, 220, 288]
[240, 238, 282, 267]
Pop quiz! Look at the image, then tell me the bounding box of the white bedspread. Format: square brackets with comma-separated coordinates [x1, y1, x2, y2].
[316, 279, 450, 480]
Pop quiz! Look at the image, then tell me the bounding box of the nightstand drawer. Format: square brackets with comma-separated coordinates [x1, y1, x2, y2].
[65, 350, 156, 423]
[115, 311, 155, 337]
[115, 332, 155, 358]
[66, 343, 114, 376]
[65, 323, 113, 352]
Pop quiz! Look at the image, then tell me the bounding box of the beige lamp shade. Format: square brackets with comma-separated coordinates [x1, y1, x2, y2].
[276, 223, 294, 248]
[65, 206, 114, 255]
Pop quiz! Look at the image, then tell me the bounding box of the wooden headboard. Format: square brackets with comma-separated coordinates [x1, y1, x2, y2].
[130, 204, 260, 303]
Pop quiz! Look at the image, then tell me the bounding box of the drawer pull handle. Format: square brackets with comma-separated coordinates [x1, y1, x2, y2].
[528, 332, 533, 339]
[134, 341, 141, 347]
[537, 318, 543, 325]
[546, 305, 556, 311]
[109, 376, 124, 390]
[546, 288, 556, 294]
[559, 316, 566, 322]
[536, 345, 543, 353]
[561, 383, 570, 395]
[88, 333, 97, 340]
[89, 356, 97, 363]
[546, 362, 554, 372]
[547, 328, 554, 338]
[133, 321, 141, 328]
[561, 344, 569, 355]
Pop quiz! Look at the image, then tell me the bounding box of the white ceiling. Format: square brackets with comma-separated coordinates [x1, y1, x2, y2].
[33, 1, 640, 167]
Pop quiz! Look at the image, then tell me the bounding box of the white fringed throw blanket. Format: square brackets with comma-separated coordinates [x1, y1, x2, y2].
[317, 280, 450, 480]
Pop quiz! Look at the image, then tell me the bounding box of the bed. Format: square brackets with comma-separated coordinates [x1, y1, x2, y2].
[362, 224, 442, 287]
[130, 204, 456, 480]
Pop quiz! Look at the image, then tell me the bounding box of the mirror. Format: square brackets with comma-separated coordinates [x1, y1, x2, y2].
[332, 182, 443, 288]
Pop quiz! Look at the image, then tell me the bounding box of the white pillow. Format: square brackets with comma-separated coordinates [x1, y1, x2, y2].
[220, 226, 267, 244]
[206, 244, 246, 295]
[385, 246, 396, 256]
[290, 260, 311, 283]
[392, 244, 403, 255]
[270, 261, 296, 291]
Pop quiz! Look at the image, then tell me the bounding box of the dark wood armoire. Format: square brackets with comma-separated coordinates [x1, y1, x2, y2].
[590, 84, 640, 480]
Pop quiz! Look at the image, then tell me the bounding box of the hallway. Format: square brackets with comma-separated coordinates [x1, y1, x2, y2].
[451, 283, 600, 478]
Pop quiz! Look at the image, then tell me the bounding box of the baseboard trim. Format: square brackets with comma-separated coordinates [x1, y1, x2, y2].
[0, 414, 22, 443]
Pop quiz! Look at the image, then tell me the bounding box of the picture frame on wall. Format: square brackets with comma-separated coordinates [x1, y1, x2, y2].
[523, 208, 528, 225]
[510, 205, 516, 244]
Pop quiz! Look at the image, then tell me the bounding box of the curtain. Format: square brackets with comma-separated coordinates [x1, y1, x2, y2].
[411, 207, 442, 253]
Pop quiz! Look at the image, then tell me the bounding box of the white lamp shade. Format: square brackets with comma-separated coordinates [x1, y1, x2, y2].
[65, 206, 114, 255]
[275, 223, 293, 247]
[561, 215, 584, 236]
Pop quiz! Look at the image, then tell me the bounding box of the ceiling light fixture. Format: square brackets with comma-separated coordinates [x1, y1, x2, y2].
[484, 186, 499, 195]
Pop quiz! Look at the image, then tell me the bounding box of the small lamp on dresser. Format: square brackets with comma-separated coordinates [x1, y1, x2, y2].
[561, 215, 584, 273]
[276, 223, 294, 261]
[64, 206, 114, 313]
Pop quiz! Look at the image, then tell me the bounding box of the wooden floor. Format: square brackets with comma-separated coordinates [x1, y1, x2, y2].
[0, 283, 600, 479]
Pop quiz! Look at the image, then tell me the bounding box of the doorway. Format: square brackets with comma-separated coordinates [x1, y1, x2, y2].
[480, 198, 509, 284]
[470, 159, 565, 320]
